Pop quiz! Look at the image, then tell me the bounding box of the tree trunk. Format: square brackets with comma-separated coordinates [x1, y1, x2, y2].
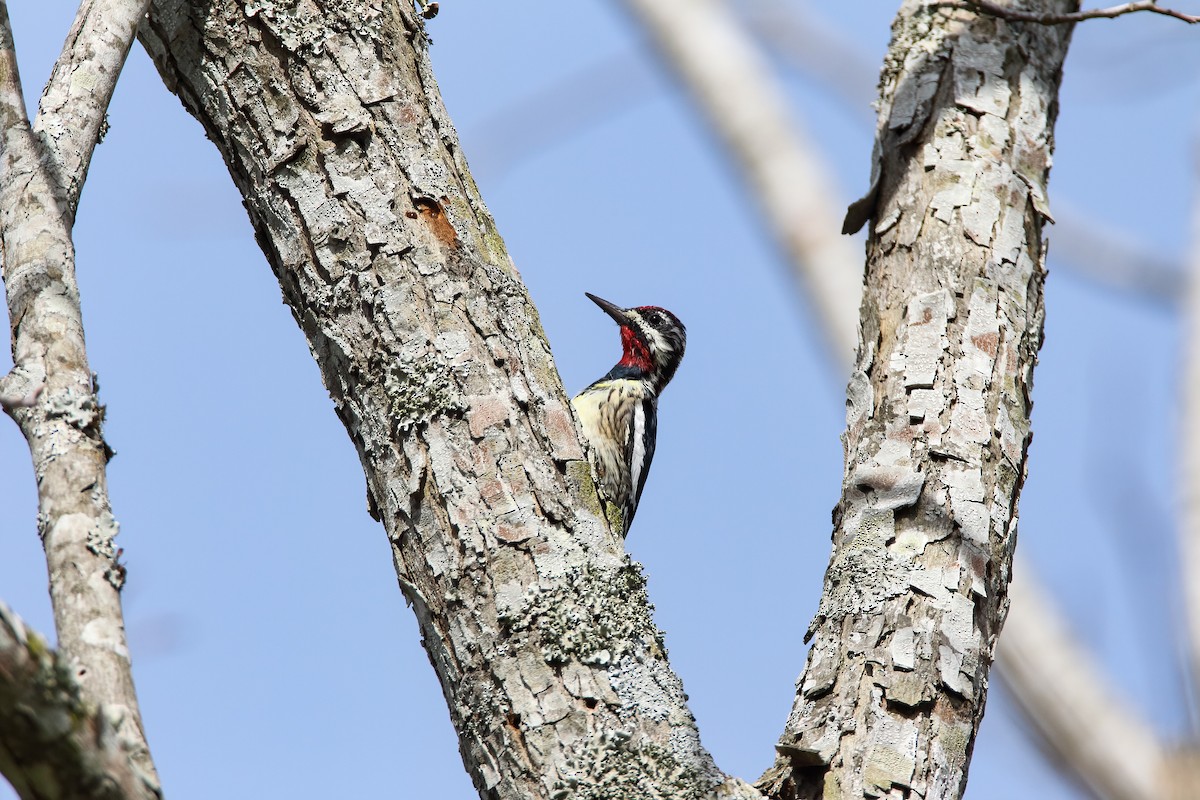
[758, 2, 1074, 798]
[139, 3, 755, 798]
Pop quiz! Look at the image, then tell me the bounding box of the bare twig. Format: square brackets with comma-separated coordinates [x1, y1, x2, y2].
[952, 0, 1200, 25]
[0, 601, 160, 800]
[0, 0, 159, 788]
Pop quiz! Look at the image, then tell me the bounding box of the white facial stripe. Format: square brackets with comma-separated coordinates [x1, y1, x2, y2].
[636, 318, 674, 364]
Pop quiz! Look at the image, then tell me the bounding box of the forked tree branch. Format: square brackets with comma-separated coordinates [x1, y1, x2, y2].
[33, 0, 154, 217]
[0, 0, 159, 791]
[952, 0, 1199, 24]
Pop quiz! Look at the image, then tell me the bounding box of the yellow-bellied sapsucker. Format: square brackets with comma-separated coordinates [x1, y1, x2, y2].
[572, 293, 686, 537]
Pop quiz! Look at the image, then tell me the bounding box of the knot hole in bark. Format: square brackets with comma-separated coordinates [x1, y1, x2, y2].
[410, 195, 458, 248]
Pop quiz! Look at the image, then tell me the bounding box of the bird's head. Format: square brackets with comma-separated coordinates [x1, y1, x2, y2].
[586, 292, 687, 394]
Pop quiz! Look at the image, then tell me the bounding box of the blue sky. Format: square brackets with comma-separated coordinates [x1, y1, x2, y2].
[1, 3, 1197, 798]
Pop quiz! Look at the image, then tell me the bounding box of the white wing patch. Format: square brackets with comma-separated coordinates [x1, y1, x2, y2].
[630, 401, 646, 503]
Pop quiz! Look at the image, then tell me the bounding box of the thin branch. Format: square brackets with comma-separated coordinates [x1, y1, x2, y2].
[0, 0, 159, 787]
[1180, 145, 1200, 729]
[32, 0, 153, 217]
[998, 563, 1168, 800]
[952, 0, 1200, 25]
[0, 601, 160, 800]
[0, 2, 29, 135]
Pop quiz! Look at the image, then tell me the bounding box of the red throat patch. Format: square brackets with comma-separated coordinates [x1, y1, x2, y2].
[618, 326, 653, 373]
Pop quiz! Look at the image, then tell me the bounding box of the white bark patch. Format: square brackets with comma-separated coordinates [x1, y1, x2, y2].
[901, 289, 954, 390]
[909, 567, 946, 599]
[81, 617, 130, 659]
[891, 627, 917, 671]
[874, 207, 901, 235]
[929, 160, 975, 224]
[907, 387, 941, 423]
[853, 464, 925, 513]
[942, 590, 978, 657]
[949, 281, 1000, 450]
[845, 368, 874, 442]
[953, 38, 1010, 117]
[944, 464, 989, 546]
[962, 181, 1002, 246]
[864, 714, 919, 793]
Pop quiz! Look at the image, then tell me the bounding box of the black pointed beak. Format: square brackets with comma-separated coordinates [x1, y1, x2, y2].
[585, 292, 632, 327]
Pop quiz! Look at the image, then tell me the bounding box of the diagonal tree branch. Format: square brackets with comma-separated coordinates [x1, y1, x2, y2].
[618, 3, 1172, 799]
[32, 0, 154, 218]
[138, 3, 762, 798]
[617, 0, 863, 369]
[0, 0, 159, 789]
[0, 602, 159, 800]
[997, 562, 1167, 800]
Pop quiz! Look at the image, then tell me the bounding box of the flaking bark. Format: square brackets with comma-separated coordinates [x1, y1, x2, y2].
[139, 3, 755, 798]
[758, 3, 1075, 799]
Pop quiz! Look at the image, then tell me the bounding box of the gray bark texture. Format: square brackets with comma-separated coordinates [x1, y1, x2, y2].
[0, 0, 158, 794]
[757, 2, 1074, 799]
[139, 3, 756, 798]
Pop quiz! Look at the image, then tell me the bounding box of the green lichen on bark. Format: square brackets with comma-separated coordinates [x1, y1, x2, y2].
[565, 460, 606, 521]
[501, 561, 665, 667]
[384, 351, 462, 431]
[551, 731, 716, 800]
[243, 0, 384, 52]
